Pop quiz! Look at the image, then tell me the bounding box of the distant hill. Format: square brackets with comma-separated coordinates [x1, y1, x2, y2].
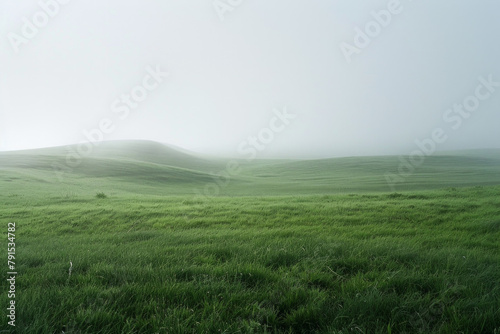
[0, 140, 217, 170]
[0, 141, 499, 197]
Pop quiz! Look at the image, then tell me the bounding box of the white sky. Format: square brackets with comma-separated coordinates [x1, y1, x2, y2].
[1, 0, 499, 158]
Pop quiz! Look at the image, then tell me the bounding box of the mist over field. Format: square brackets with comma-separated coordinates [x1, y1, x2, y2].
[1, 1, 500, 333]
[1, 0, 500, 158]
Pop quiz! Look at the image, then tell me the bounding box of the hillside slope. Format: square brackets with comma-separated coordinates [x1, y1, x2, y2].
[1, 141, 499, 197]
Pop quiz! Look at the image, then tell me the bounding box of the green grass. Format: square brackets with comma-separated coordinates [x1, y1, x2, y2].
[95, 192, 108, 199]
[1, 140, 500, 197]
[0, 141, 499, 333]
[1, 186, 499, 333]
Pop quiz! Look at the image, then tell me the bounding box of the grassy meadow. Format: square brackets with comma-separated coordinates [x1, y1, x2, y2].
[1, 141, 499, 333]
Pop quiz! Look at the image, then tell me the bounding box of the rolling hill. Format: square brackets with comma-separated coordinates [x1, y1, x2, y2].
[0, 140, 499, 197]
[1, 141, 499, 333]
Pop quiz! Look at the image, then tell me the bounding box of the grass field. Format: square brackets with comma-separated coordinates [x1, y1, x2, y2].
[1, 141, 499, 333]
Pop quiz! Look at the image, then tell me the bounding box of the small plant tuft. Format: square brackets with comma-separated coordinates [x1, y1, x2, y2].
[95, 192, 108, 199]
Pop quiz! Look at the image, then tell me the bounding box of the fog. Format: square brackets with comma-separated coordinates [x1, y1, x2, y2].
[1, 0, 499, 158]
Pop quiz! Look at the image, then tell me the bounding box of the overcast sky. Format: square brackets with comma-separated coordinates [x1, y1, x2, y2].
[1, 0, 499, 158]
